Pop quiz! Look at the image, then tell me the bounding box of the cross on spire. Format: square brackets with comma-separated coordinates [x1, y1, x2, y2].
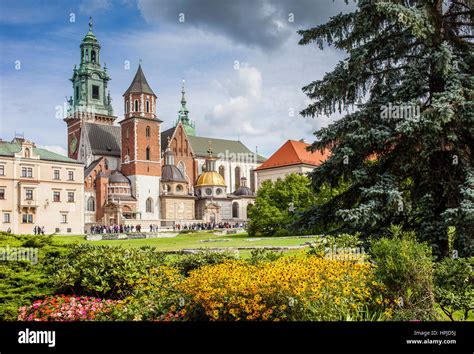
[89, 17, 93, 32]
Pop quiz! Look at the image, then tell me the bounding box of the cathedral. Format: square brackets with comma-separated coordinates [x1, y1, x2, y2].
[64, 19, 265, 229]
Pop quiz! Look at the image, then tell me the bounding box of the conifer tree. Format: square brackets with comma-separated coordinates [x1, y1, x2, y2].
[297, 0, 473, 257]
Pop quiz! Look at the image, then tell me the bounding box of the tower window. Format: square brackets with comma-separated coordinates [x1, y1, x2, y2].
[146, 198, 153, 213]
[146, 126, 150, 137]
[92, 85, 99, 100]
[85, 49, 89, 62]
[91, 50, 96, 63]
[146, 146, 150, 160]
[146, 100, 150, 112]
[134, 100, 139, 112]
[126, 101, 129, 113]
[75, 86, 79, 100]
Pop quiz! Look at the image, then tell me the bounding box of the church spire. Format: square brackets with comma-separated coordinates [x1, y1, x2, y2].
[176, 80, 196, 136]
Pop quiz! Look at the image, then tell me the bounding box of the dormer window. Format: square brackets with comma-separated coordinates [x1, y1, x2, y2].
[24, 148, 30, 158]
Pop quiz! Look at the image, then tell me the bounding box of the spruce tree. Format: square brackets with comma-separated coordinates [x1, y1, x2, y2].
[297, 0, 473, 257]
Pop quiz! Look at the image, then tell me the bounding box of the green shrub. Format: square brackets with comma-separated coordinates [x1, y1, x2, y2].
[247, 249, 283, 265]
[369, 235, 438, 321]
[50, 244, 167, 299]
[0, 233, 70, 320]
[171, 251, 237, 276]
[434, 257, 473, 321]
[307, 233, 362, 257]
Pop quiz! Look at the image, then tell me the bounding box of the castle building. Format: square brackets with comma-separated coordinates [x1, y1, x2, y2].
[66, 19, 265, 229]
[0, 137, 84, 235]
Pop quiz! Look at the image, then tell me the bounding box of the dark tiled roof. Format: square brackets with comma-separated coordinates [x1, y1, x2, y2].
[123, 64, 155, 96]
[85, 123, 121, 157]
[160, 127, 175, 152]
[109, 170, 130, 184]
[84, 158, 102, 177]
[161, 165, 186, 182]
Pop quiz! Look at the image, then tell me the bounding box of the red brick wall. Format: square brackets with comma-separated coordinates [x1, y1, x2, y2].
[169, 124, 197, 184]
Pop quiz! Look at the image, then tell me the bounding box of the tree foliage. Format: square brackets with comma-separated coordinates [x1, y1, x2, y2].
[297, 0, 474, 257]
[247, 173, 316, 236]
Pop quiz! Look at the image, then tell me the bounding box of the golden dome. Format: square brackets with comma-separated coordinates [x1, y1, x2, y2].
[196, 171, 226, 187]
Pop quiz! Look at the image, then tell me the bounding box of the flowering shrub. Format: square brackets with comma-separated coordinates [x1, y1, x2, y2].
[178, 255, 379, 321]
[17, 295, 118, 321]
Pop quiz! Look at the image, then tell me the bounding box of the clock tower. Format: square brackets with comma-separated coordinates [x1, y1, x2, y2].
[64, 17, 116, 159]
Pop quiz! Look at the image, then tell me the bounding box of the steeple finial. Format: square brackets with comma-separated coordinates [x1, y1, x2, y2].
[89, 16, 93, 32]
[181, 79, 186, 105]
[207, 140, 213, 158]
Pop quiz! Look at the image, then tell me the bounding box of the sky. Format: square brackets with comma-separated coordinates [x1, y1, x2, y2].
[0, 0, 354, 157]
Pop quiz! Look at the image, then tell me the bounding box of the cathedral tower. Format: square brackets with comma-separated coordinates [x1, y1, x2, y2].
[120, 64, 162, 220]
[64, 17, 116, 159]
[174, 81, 195, 136]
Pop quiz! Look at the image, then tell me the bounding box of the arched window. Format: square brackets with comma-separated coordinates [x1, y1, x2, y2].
[219, 165, 225, 180]
[146, 197, 153, 213]
[87, 197, 95, 212]
[235, 166, 241, 189]
[146, 126, 150, 137]
[125, 101, 129, 113]
[134, 99, 139, 112]
[85, 49, 89, 62]
[146, 100, 150, 112]
[24, 148, 30, 158]
[91, 50, 96, 63]
[232, 202, 239, 218]
[146, 146, 150, 160]
[178, 161, 185, 176]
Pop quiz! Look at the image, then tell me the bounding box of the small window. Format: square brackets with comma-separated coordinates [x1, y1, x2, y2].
[134, 100, 139, 112]
[91, 50, 96, 63]
[24, 148, 30, 158]
[61, 214, 68, 224]
[92, 85, 99, 100]
[25, 189, 33, 200]
[3, 213, 10, 223]
[125, 101, 129, 113]
[146, 100, 150, 112]
[146, 146, 150, 160]
[67, 228, 72, 233]
[53, 191, 61, 202]
[76, 86, 79, 100]
[216, 188, 222, 195]
[146, 126, 150, 137]
[205, 188, 212, 196]
[0, 188, 5, 199]
[146, 198, 153, 213]
[0, 165, 4, 175]
[68, 192, 75, 202]
[85, 49, 89, 62]
[87, 197, 95, 211]
[176, 184, 183, 193]
[68, 171, 74, 181]
[53, 170, 60, 180]
[22, 167, 33, 178]
[22, 214, 33, 223]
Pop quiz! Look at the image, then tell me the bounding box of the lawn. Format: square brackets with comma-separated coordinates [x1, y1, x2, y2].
[52, 232, 321, 253]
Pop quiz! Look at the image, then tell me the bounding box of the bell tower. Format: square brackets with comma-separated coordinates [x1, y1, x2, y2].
[64, 17, 116, 159]
[119, 64, 162, 220]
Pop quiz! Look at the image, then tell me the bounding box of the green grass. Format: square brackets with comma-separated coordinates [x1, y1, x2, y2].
[52, 232, 320, 252]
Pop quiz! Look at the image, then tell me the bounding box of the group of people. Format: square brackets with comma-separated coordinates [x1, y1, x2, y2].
[89, 224, 142, 234]
[88, 222, 247, 235]
[174, 222, 247, 231]
[33, 226, 45, 235]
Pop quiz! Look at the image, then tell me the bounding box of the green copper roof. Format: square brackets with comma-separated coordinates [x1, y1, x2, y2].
[176, 81, 195, 136]
[82, 17, 98, 43]
[187, 135, 266, 163]
[0, 140, 81, 164]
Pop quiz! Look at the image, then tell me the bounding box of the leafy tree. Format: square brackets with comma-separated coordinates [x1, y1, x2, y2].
[247, 173, 316, 236]
[297, 0, 474, 257]
[434, 257, 473, 321]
